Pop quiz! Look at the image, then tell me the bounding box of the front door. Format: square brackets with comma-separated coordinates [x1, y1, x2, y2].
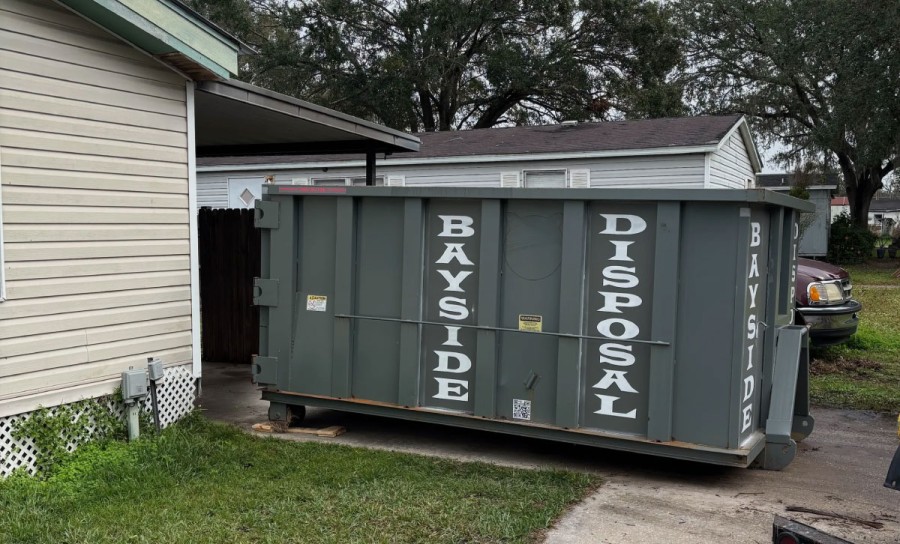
[228, 177, 266, 209]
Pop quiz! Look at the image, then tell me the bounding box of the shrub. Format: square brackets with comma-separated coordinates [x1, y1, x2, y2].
[828, 213, 877, 264]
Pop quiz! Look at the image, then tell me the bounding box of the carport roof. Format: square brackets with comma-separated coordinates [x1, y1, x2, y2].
[194, 80, 420, 157]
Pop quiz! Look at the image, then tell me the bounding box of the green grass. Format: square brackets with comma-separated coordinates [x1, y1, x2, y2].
[810, 261, 900, 412]
[842, 260, 900, 286]
[0, 415, 599, 544]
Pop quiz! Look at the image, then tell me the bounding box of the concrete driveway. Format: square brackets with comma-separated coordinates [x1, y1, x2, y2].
[200, 362, 899, 543]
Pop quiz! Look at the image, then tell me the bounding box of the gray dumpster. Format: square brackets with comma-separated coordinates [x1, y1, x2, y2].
[252, 187, 816, 469]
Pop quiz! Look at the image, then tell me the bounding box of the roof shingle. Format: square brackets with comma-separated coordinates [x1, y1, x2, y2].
[198, 115, 743, 167]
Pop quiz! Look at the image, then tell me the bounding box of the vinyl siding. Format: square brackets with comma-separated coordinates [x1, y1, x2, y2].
[197, 153, 708, 206]
[708, 131, 754, 189]
[0, 0, 192, 412]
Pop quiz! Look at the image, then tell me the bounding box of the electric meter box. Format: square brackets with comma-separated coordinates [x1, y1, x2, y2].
[121, 369, 149, 401]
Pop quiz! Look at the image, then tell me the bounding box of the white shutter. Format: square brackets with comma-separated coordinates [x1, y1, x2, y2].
[291, 177, 310, 185]
[569, 169, 591, 188]
[500, 171, 521, 188]
[386, 175, 405, 187]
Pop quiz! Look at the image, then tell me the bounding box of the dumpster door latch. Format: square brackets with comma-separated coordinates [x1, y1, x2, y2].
[252, 356, 278, 385]
[253, 278, 279, 307]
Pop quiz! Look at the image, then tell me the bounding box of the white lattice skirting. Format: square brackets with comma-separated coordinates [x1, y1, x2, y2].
[0, 365, 196, 477]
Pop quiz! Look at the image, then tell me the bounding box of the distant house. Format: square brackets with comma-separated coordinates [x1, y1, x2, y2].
[196, 115, 763, 209]
[831, 196, 849, 218]
[755, 173, 838, 257]
[870, 199, 900, 235]
[830, 196, 900, 235]
[0, 0, 417, 475]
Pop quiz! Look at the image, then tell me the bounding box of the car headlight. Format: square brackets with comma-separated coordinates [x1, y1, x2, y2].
[807, 281, 844, 305]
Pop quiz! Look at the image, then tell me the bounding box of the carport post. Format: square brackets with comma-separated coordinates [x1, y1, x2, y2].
[366, 151, 376, 186]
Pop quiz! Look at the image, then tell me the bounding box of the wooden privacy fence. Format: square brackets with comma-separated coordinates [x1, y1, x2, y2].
[198, 208, 260, 363]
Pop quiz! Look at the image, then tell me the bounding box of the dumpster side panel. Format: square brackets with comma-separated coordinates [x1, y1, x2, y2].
[422, 200, 482, 412]
[671, 203, 742, 448]
[352, 198, 405, 404]
[496, 200, 564, 425]
[291, 197, 339, 395]
[735, 206, 769, 446]
[582, 203, 657, 436]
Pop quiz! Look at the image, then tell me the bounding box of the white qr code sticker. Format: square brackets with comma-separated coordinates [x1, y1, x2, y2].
[512, 399, 531, 421]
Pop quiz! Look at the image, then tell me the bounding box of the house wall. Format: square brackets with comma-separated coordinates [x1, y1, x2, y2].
[707, 130, 754, 189]
[197, 153, 709, 208]
[0, 0, 193, 417]
[768, 188, 832, 257]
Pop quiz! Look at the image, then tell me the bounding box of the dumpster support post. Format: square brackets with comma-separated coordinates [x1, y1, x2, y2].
[761, 325, 806, 470]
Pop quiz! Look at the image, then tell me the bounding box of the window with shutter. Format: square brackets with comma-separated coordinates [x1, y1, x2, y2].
[523, 169, 567, 188]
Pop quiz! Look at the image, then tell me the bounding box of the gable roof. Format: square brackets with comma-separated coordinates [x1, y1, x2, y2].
[198, 115, 759, 170]
[870, 199, 900, 212]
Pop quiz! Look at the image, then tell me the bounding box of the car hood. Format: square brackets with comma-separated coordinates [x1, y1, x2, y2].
[797, 258, 848, 281]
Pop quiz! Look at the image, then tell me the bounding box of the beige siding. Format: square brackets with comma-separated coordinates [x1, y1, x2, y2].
[0, 0, 192, 409]
[708, 131, 755, 189]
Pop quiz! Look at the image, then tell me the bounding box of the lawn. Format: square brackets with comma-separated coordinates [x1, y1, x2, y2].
[810, 260, 900, 412]
[0, 415, 599, 544]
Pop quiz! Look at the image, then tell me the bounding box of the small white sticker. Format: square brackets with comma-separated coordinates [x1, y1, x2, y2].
[512, 399, 531, 421]
[306, 295, 327, 312]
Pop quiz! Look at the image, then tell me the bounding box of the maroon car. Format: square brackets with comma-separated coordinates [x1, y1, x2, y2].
[794, 258, 861, 346]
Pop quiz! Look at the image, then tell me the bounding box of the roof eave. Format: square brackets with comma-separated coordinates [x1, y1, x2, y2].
[197, 144, 717, 172]
[57, 0, 244, 78]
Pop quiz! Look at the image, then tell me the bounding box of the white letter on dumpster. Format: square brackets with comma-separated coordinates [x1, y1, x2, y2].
[434, 378, 469, 401]
[602, 266, 639, 288]
[438, 215, 475, 237]
[594, 394, 637, 419]
[442, 326, 462, 347]
[741, 405, 753, 432]
[437, 269, 473, 292]
[597, 292, 642, 314]
[743, 376, 755, 402]
[597, 318, 639, 340]
[439, 297, 469, 320]
[593, 369, 638, 394]
[750, 222, 761, 247]
[598, 343, 635, 366]
[433, 351, 472, 374]
[436, 243, 474, 266]
[599, 214, 647, 236]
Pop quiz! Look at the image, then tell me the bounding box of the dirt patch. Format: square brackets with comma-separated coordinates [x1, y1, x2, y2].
[811, 356, 883, 376]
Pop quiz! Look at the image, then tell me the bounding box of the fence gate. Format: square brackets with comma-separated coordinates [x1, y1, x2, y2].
[198, 208, 260, 363]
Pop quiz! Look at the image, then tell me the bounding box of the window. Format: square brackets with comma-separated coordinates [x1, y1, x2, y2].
[351, 176, 385, 186]
[523, 169, 567, 188]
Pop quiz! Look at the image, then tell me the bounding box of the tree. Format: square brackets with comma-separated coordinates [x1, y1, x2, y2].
[677, 0, 900, 227]
[187, 0, 684, 133]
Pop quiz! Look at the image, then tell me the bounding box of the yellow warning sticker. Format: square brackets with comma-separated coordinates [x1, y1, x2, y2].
[518, 314, 542, 332]
[306, 295, 327, 312]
